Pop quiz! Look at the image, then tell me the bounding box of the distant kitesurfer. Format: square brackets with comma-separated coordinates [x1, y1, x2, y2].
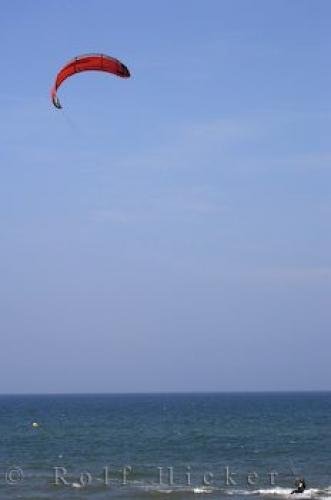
[291, 478, 306, 494]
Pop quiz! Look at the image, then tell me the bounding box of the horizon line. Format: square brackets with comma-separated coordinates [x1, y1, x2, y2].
[0, 389, 330, 396]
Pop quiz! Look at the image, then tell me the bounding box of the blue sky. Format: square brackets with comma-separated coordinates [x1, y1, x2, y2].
[1, 0, 330, 393]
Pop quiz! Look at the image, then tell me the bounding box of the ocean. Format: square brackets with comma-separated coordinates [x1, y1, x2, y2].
[0, 392, 330, 499]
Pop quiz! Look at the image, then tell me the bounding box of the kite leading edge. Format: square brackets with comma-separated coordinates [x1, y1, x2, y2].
[51, 53, 130, 109]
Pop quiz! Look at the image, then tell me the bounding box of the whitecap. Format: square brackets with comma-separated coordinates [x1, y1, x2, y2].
[72, 482, 83, 488]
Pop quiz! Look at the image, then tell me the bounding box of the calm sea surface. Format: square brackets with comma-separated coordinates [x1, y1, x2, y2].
[0, 392, 330, 499]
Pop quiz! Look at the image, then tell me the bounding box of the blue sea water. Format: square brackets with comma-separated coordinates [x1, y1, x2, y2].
[0, 392, 330, 499]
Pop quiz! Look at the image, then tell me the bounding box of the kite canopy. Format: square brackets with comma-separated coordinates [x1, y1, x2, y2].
[51, 53, 130, 109]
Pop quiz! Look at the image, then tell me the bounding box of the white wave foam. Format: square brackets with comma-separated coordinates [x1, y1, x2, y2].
[129, 484, 331, 498]
[225, 487, 309, 497]
[71, 482, 83, 488]
[256, 487, 294, 496]
[193, 487, 213, 494]
[226, 489, 257, 496]
[253, 487, 326, 498]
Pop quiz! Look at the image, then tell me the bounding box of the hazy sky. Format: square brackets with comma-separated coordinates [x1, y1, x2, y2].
[1, 0, 330, 393]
